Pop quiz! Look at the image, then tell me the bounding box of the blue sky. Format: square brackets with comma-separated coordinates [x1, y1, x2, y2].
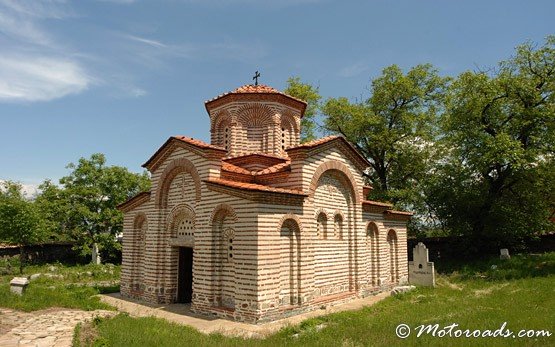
[1, 0, 553, 194]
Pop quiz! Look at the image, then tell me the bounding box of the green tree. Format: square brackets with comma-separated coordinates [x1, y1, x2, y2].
[35, 179, 72, 242]
[58, 153, 150, 263]
[322, 64, 448, 213]
[284, 76, 322, 142]
[429, 36, 555, 246]
[0, 181, 46, 273]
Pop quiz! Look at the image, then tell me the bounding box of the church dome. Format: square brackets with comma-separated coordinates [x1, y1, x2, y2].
[205, 83, 306, 157]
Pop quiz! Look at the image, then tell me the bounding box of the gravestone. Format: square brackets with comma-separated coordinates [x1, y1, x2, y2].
[10, 277, 30, 295]
[500, 248, 510, 260]
[408, 242, 435, 287]
[92, 243, 102, 265]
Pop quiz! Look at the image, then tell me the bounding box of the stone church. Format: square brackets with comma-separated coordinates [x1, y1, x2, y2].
[118, 83, 411, 323]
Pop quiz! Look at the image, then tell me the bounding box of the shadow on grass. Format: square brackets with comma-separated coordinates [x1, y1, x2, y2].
[96, 285, 120, 294]
[435, 252, 555, 281]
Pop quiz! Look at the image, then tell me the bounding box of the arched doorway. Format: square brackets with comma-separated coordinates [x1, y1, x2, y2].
[167, 205, 196, 303]
[177, 247, 193, 303]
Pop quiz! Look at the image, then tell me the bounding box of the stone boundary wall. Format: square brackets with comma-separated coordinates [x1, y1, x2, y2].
[408, 233, 555, 262]
[0, 242, 82, 264]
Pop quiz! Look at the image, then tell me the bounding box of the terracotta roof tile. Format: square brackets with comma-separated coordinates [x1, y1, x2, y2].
[362, 200, 394, 208]
[204, 84, 307, 105]
[223, 152, 287, 165]
[254, 162, 291, 176]
[142, 136, 226, 170]
[288, 135, 341, 149]
[385, 209, 414, 216]
[205, 178, 307, 196]
[287, 135, 371, 168]
[221, 161, 252, 175]
[233, 84, 279, 93]
[172, 136, 226, 151]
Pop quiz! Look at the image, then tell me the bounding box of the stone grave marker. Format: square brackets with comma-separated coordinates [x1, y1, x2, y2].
[408, 242, 435, 287]
[10, 277, 30, 295]
[500, 248, 510, 260]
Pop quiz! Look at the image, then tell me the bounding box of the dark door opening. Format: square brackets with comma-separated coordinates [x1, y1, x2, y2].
[177, 247, 193, 303]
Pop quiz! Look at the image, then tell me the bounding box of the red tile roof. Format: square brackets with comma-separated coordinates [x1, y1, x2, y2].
[384, 210, 414, 216]
[221, 158, 291, 177]
[142, 136, 226, 170]
[205, 84, 305, 102]
[172, 136, 226, 151]
[362, 200, 394, 208]
[233, 84, 280, 93]
[205, 178, 307, 196]
[254, 162, 290, 176]
[223, 152, 287, 166]
[221, 161, 252, 175]
[288, 135, 341, 149]
[287, 135, 371, 169]
[204, 84, 307, 112]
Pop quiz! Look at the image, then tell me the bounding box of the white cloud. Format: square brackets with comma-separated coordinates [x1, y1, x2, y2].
[0, 0, 72, 45]
[0, 1, 94, 102]
[339, 62, 369, 78]
[0, 56, 91, 102]
[0, 179, 40, 199]
[125, 34, 168, 48]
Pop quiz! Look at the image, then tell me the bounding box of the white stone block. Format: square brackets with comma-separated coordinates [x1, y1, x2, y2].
[10, 277, 30, 295]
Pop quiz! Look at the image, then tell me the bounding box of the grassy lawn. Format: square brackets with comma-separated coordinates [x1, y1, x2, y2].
[0, 259, 119, 312]
[76, 252, 554, 347]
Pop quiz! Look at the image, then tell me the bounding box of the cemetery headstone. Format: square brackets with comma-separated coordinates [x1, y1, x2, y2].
[500, 248, 510, 260]
[408, 242, 435, 287]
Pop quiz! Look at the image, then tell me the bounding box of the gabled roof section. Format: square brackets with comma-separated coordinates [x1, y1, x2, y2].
[204, 84, 307, 115]
[223, 152, 287, 168]
[362, 200, 394, 208]
[117, 191, 151, 212]
[142, 136, 226, 172]
[220, 160, 292, 184]
[173, 135, 226, 151]
[362, 199, 393, 214]
[383, 209, 414, 221]
[287, 135, 371, 171]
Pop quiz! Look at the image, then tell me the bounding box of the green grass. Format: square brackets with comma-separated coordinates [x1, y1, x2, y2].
[83, 253, 554, 347]
[0, 261, 119, 311]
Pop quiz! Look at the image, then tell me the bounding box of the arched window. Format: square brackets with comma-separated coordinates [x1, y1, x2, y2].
[132, 214, 147, 293]
[224, 127, 230, 152]
[170, 208, 195, 239]
[387, 229, 399, 284]
[280, 218, 301, 306]
[223, 228, 235, 262]
[334, 214, 343, 239]
[281, 127, 286, 152]
[367, 222, 379, 286]
[210, 204, 238, 309]
[316, 212, 328, 239]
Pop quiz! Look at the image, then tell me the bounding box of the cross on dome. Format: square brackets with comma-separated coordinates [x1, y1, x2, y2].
[252, 71, 260, 86]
